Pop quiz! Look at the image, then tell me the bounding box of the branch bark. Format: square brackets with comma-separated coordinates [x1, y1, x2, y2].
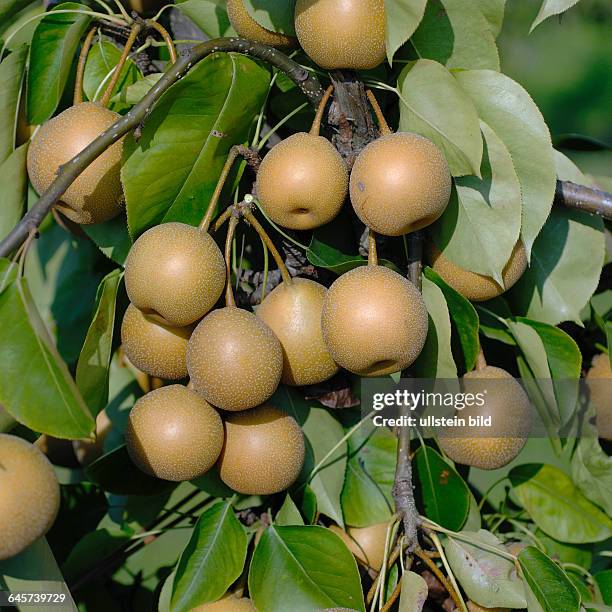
[555, 180, 612, 218]
[0, 37, 323, 258]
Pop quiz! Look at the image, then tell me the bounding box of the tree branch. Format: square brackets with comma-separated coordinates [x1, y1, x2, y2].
[0, 37, 323, 258]
[555, 180, 612, 219]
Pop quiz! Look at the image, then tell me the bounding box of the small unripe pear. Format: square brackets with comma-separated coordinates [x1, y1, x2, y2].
[0, 434, 60, 560]
[256, 133, 348, 230]
[439, 366, 531, 470]
[321, 265, 428, 376]
[586, 353, 612, 440]
[121, 303, 193, 380]
[295, 0, 386, 70]
[219, 405, 305, 495]
[124, 222, 226, 327]
[227, 0, 295, 48]
[187, 307, 283, 411]
[257, 278, 338, 386]
[125, 385, 224, 481]
[350, 132, 451, 236]
[329, 522, 389, 572]
[428, 241, 527, 302]
[27, 102, 123, 224]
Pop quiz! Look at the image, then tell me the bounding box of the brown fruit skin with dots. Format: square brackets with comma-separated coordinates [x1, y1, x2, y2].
[219, 405, 305, 495]
[428, 241, 528, 302]
[125, 385, 224, 482]
[226, 0, 295, 47]
[27, 102, 124, 225]
[329, 522, 389, 572]
[439, 366, 531, 470]
[72, 409, 112, 466]
[124, 222, 226, 327]
[256, 133, 348, 230]
[257, 278, 339, 386]
[350, 133, 452, 236]
[586, 353, 612, 440]
[294, 0, 386, 70]
[190, 594, 257, 611]
[0, 434, 61, 560]
[187, 307, 283, 411]
[321, 265, 428, 377]
[121, 303, 193, 380]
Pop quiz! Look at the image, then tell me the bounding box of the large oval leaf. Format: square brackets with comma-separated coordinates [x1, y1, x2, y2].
[174, 0, 234, 38]
[474, 0, 507, 37]
[530, 0, 581, 32]
[0, 45, 27, 163]
[248, 525, 365, 612]
[413, 445, 469, 531]
[432, 120, 521, 283]
[571, 436, 612, 517]
[454, 69, 556, 259]
[411, 0, 500, 70]
[122, 52, 270, 237]
[26, 3, 92, 124]
[0, 276, 94, 438]
[385, 0, 427, 63]
[398, 571, 428, 612]
[397, 59, 482, 177]
[509, 464, 612, 543]
[171, 500, 248, 612]
[0, 142, 28, 240]
[518, 546, 580, 612]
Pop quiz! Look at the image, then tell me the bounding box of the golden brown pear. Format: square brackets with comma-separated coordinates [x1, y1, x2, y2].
[439, 366, 531, 470]
[125, 385, 224, 481]
[321, 265, 428, 376]
[257, 278, 338, 386]
[121, 303, 193, 380]
[295, 0, 386, 70]
[190, 594, 257, 611]
[27, 102, 123, 224]
[187, 307, 283, 411]
[0, 434, 61, 560]
[256, 133, 348, 230]
[329, 522, 389, 572]
[219, 405, 305, 495]
[72, 409, 112, 466]
[227, 0, 295, 47]
[428, 241, 527, 302]
[350, 132, 451, 236]
[124, 222, 226, 327]
[586, 353, 612, 440]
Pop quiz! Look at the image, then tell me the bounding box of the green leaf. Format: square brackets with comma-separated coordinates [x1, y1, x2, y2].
[0, 0, 34, 24]
[508, 207, 605, 325]
[423, 267, 480, 372]
[413, 446, 469, 531]
[571, 437, 612, 516]
[444, 529, 527, 608]
[0, 142, 28, 240]
[530, 0, 581, 32]
[110, 72, 162, 106]
[276, 494, 304, 526]
[412, 276, 457, 377]
[411, 0, 500, 70]
[509, 463, 612, 543]
[83, 214, 133, 265]
[86, 444, 175, 496]
[122, 52, 270, 237]
[0, 45, 27, 164]
[455, 69, 556, 259]
[171, 501, 248, 612]
[518, 546, 580, 612]
[594, 570, 612, 605]
[341, 423, 397, 527]
[303, 407, 347, 528]
[398, 570, 428, 611]
[432, 121, 521, 283]
[244, 0, 296, 35]
[474, 0, 507, 37]
[174, 0, 234, 38]
[0, 276, 94, 438]
[384, 0, 427, 63]
[0, 539, 76, 611]
[248, 525, 365, 612]
[82, 39, 140, 112]
[397, 59, 482, 177]
[27, 3, 92, 124]
[75, 269, 122, 416]
[535, 529, 592, 569]
[307, 235, 367, 275]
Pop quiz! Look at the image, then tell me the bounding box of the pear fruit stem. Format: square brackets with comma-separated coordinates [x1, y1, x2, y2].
[309, 84, 334, 136]
[146, 20, 177, 64]
[366, 90, 392, 136]
[367, 228, 378, 266]
[100, 23, 142, 107]
[224, 213, 239, 307]
[475, 348, 487, 371]
[74, 27, 97, 105]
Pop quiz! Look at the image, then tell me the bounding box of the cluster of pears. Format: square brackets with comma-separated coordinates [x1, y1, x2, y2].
[0, 434, 61, 560]
[228, 0, 387, 70]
